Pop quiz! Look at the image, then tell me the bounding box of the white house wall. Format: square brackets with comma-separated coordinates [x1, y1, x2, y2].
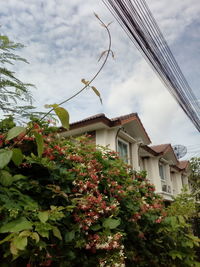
[182, 175, 188, 186]
[141, 154, 190, 200]
[96, 128, 117, 150]
[142, 157, 162, 192]
[165, 164, 173, 193]
[131, 143, 140, 170]
[171, 172, 183, 195]
[96, 128, 140, 171]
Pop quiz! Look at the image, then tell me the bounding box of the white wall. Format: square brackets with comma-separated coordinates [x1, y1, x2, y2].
[96, 128, 117, 150]
[142, 157, 162, 192]
[96, 128, 189, 200]
[171, 172, 183, 195]
[131, 143, 140, 170]
[96, 128, 140, 170]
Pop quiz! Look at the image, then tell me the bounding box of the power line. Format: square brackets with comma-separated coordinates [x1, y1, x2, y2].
[102, 0, 200, 132]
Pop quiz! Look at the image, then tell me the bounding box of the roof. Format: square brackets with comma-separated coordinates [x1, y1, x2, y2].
[61, 113, 151, 143]
[69, 113, 106, 127]
[150, 144, 190, 170]
[150, 144, 171, 154]
[140, 145, 159, 156]
[177, 160, 189, 170]
[150, 143, 179, 165]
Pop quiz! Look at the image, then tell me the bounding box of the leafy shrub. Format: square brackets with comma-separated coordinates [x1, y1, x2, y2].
[0, 121, 199, 267]
[167, 186, 196, 218]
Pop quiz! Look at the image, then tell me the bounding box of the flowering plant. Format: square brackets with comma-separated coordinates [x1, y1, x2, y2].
[0, 121, 199, 266]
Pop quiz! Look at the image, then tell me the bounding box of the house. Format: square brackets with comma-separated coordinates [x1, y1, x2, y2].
[60, 113, 189, 201]
[139, 144, 189, 201]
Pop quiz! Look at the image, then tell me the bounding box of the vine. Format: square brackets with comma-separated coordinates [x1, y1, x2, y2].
[6, 14, 112, 152]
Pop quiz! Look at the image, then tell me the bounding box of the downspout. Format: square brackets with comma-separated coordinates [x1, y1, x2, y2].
[115, 126, 123, 152]
[136, 142, 144, 171]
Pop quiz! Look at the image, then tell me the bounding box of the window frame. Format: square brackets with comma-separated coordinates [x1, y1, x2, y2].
[159, 163, 166, 181]
[117, 137, 130, 164]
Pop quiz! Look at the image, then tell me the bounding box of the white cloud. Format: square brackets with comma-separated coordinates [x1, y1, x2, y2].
[0, 0, 199, 156]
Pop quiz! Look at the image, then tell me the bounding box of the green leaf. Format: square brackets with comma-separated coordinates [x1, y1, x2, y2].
[178, 215, 185, 224]
[184, 240, 194, 248]
[18, 230, 31, 238]
[38, 211, 49, 223]
[103, 218, 121, 229]
[0, 149, 13, 169]
[33, 132, 44, 157]
[44, 104, 69, 129]
[169, 250, 183, 260]
[13, 236, 27, 250]
[30, 232, 40, 243]
[52, 226, 62, 240]
[6, 126, 26, 141]
[10, 242, 18, 255]
[37, 229, 49, 238]
[11, 148, 23, 166]
[91, 224, 102, 231]
[0, 170, 13, 186]
[65, 230, 75, 243]
[0, 217, 32, 233]
[0, 233, 15, 245]
[12, 174, 27, 182]
[54, 107, 69, 130]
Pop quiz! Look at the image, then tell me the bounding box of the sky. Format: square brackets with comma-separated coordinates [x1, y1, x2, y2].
[1, 0, 200, 159]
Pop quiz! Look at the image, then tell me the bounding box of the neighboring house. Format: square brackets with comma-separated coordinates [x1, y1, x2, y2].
[139, 144, 189, 201]
[60, 113, 189, 201]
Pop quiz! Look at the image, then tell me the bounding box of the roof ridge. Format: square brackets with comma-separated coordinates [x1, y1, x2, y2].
[150, 143, 171, 147]
[70, 113, 105, 125]
[110, 113, 137, 121]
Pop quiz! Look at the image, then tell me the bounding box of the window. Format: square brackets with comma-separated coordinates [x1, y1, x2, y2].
[159, 164, 165, 181]
[117, 139, 129, 163]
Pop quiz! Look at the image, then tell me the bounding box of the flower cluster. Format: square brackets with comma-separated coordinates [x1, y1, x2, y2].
[86, 232, 123, 251]
[73, 193, 119, 230]
[85, 233, 125, 267]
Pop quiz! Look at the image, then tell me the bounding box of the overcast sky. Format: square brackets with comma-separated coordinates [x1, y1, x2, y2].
[1, 0, 200, 158]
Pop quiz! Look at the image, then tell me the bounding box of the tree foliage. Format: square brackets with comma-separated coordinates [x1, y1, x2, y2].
[189, 157, 200, 200]
[167, 186, 196, 219]
[0, 34, 34, 117]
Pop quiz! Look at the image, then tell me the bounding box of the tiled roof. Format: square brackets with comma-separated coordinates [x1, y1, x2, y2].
[70, 113, 106, 126]
[177, 160, 189, 170]
[61, 113, 151, 143]
[70, 113, 138, 126]
[140, 145, 159, 156]
[150, 144, 171, 154]
[150, 144, 189, 170]
[110, 113, 137, 122]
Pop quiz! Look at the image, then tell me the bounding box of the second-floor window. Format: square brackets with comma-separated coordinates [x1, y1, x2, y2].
[159, 163, 166, 181]
[159, 163, 171, 193]
[117, 138, 129, 163]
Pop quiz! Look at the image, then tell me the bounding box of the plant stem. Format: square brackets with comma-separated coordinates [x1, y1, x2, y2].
[10, 16, 112, 149]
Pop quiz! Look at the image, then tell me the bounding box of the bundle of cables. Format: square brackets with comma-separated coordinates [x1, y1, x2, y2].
[102, 0, 200, 132]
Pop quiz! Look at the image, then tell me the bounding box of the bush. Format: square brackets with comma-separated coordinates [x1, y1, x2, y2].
[0, 121, 199, 266]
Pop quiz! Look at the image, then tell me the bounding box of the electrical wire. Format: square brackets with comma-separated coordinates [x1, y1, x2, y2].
[102, 0, 200, 132]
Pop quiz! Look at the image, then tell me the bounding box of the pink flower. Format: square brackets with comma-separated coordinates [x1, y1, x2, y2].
[155, 217, 162, 223]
